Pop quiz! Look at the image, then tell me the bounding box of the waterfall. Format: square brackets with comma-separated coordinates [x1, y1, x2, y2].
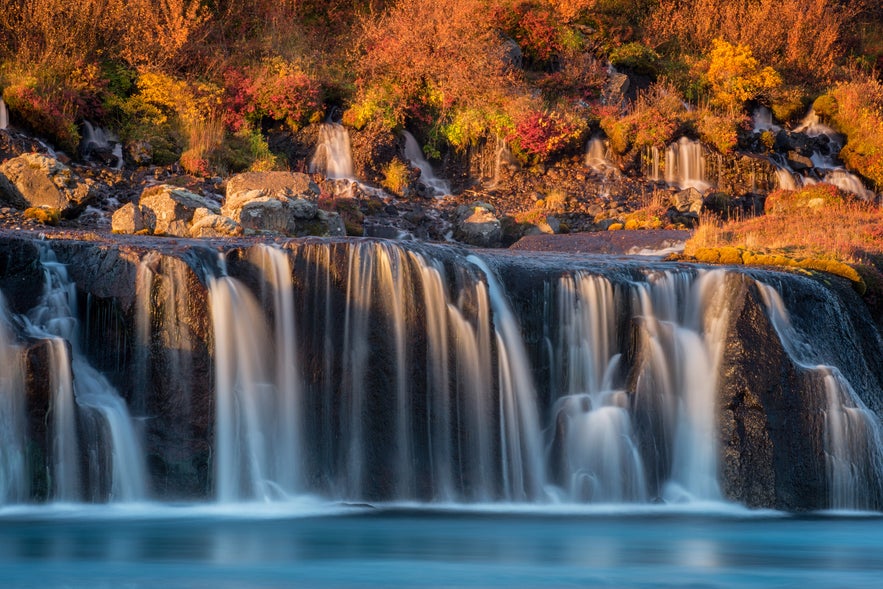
[310, 123, 354, 180]
[81, 121, 123, 169]
[0, 98, 8, 130]
[468, 256, 546, 501]
[776, 168, 799, 190]
[759, 284, 883, 510]
[794, 109, 839, 139]
[1, 237, 882, 511]
[403, 131, 450, 196]
[24, 247, 147, 502]
[548, 270, 732, 503]
[551, 274, 646, 502]
[0, 296, 27, 504]
[752, 107, 780, 133]
[822, 170, 876, 202]
[664, 138, 710, 191]
[586, 138, 615, 174]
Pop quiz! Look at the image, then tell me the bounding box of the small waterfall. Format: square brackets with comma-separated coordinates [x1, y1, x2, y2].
[664, 138, 710, 191]
[551, 274, 646, 502]
[647, 146, 662, 182]
[25, 248, 147, 502]
[490, 135, 517, 186]
[81, 121, 123, 169]
[752, 107, 780, 132]
[310, 123, 354, 179]
[759, 284, 883, 510]
[403, 131, 450, 196]
[776, 167, 800, 190]
[823, 170, 876, 202]
[794, 109, 839, 139]
[0, 296, 27, 504]
[585, 138, 615, 174]
[0, 98, 8, 130]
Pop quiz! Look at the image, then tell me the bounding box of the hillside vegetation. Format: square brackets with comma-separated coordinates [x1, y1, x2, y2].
[0, 0, 880, 175]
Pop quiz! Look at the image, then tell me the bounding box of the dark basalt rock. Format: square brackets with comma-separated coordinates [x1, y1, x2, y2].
[717, 275, 822, 510]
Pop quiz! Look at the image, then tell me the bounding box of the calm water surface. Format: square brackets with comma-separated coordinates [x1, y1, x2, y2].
[0, 504, 881, 588]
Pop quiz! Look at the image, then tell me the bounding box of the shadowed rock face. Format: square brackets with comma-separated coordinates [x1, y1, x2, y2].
[0, 232, 880, 509]
[718, 276, 821, 509]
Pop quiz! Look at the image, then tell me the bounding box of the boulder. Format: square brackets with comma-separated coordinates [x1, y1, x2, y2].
[454, 203, 502, 248]
[189, 208, 243, 238]
[111, 202, 146, 234]
[139, 185, 221, 237]
[672, 187, 704, 214]
[0, 153, 95, 214]
[603, 72, 630, 106]
[224, 171, 319, 211]
[786, 151, 814, 171]
[223, 171, 345, 237]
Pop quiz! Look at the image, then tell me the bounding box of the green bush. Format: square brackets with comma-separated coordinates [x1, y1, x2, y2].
[609, 42, 660, 76]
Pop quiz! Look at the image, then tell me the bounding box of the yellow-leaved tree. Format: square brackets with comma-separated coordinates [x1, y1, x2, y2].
[706, 39, 782, 110]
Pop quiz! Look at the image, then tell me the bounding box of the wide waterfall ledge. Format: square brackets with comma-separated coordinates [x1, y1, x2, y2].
[0, 233, 881, 513]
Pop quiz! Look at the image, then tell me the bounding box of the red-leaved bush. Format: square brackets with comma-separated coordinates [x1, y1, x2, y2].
[509, 110, 584, 160]
[223, 60, 322, 132]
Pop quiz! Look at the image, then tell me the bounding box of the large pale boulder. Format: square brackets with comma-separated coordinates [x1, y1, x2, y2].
[112, 184, 241, 238]
[223, 171, 344, 237]
[224, 171, 319, 212]
[139, 185, 222, 237]
[0, 153, 96, 214]
[111, 202, 146, 234]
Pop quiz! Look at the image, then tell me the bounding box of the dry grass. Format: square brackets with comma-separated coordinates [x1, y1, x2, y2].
[688, 194, 883, 265]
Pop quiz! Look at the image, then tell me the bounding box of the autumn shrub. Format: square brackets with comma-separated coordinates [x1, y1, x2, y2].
[693, 107, 749, 154]
[812, 93, 839, 119]
[705, 39, 781, 110]
[769, 86, 808, 123]
[1, 62, 107, 152]
[645, 0, 851, 86]
[827, 77, 883, 187]
[382, 158, 411, 195]
[491, 1, 569, 67]
[536, 52, 607, 102]
[353, 0, 517, 136]
[23, 206, 60, 226]
[223, 59, 322, 133]
[508, 109, 586, 162]
[609, 42, 660, 76]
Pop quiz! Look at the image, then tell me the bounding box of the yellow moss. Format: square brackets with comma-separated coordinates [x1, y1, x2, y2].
[692, 247, 721, 263]
[624, 219, 639, 230]
[608, 222, 624, 231]
[717, 246, 744, 264]
[23, 206, 60, 226]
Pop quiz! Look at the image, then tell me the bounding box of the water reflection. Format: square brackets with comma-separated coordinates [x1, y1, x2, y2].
[1, 512, 882, 588]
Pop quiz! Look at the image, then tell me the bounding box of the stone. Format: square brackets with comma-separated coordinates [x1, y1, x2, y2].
[111, 202, 145, 234]
[189, 209, 243, 238]
[672, 187, 704, 214]
[454, 205, 502, 248]
[603, 72, 630, 105]
[139, 184, 220, 237]
[0, 153, 96, 214]
[224, 171, 319, 211]
[221, 171, 334, 236]
[786, 151, 814, 171]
